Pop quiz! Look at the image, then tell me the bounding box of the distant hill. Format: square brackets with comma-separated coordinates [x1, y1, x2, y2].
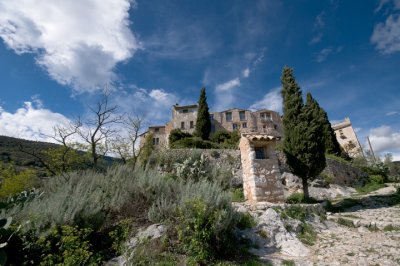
[0, 135, 118, 174]
[0, 135, 59, 167]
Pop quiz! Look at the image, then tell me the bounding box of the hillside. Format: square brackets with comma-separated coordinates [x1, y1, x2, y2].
[0, 135, 59, 167]
[0, 135, 117, 172]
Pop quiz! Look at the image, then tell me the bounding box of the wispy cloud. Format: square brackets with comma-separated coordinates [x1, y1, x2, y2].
[0, 0, 139, 92]
[249, 87, 282, 113]
[386, 111, 399, 116]
[113, 87, 181, 124]
[309, 11, 325, 45]
[315, 47, 334, 62]
[371, 14, 400, 54]
[242, 68, 250, 78]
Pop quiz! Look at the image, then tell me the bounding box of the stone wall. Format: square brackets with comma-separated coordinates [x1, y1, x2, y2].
[239, 135, 285, 203]
[277, 151, 367, 187]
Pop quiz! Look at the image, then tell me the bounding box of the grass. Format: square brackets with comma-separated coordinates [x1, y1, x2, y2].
[298, 223, 317, 246]
[285, 193, 319, 204]
[383, 224, 400, 231]
[282, 259, 296, 266]
[325, 198, 361, 212]
[336, 217, 355, 228]
[356, 182, 386, 194]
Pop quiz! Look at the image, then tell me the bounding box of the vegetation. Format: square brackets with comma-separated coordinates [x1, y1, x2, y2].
[281, 67, 326, 199]
[195, 87, 212, 140]
[285, 192, 319, 204]
[0, 162, 38, 198]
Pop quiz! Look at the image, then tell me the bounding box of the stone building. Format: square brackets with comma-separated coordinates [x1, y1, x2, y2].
[139, 104, 283, 147]
[332, 117, 364, 158]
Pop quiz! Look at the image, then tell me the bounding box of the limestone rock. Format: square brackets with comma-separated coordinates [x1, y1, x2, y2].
[256, 208, 310, 257]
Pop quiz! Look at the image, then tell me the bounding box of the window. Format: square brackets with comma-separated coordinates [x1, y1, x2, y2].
[260, 112, 272, 121]
[233, 123, 238, 130]
[210, 114, 214, 120]
[182, 109, 188, 113]
[239, 111, 246, 121]
[153, 138, 159, 145]
[154, 127, 159, 132]
[190, 121, 194, 128]
[242, 122, 247, 128]
[226, 112, 232, 122]
[255, 147, 266, 159]
[339, 129, 346, 139]
[181, 122, 185, 129]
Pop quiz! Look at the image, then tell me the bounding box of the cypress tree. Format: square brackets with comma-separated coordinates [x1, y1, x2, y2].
[195, 88, 211, 140]
[319, 107, 342, 156]
[281, 67, 326, 199]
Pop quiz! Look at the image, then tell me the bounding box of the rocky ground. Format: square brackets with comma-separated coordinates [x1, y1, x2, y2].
[237, 184, 400, 266]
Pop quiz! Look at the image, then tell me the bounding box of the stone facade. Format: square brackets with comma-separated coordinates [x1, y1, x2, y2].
[332, 117, 363, 158]
[140, 104, 282, 148]
[239, 133, 285, 203]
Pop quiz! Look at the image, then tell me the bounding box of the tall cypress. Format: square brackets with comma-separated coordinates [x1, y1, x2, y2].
[318, 107, 342, 156]
[281, 67, 326, 199]
[195, 88, 211, 140]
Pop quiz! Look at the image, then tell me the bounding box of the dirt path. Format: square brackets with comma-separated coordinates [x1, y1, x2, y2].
[312, 185, 400, 266]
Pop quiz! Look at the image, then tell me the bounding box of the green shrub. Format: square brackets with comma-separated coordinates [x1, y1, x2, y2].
[231, 188, 245, 202]
[0, 163, 38, 198]
[210, 130, 240, 149]
[170, 137, 220, 149]
[369, 174, 385, 184]
[168, 129, 192, 144]
[320, 173, 335, 185]
[30, 225, 103, 265]
[286, 193, 319, 204]
[356, 182, 385, 194]
[280, 206, 307, 222]
[176, 198, 237, 264]
[237, 213, 256, 229]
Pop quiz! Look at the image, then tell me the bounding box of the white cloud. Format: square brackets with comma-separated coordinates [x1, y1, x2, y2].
[113, 87, 180, 123]
[0, 0, 139, 92]
[0, 101, 71, 142]
[371, 14, 400, 54]
[367, 125, 400, 158]
[215, 78, 241, 92]
[242, 68, 250, 78]
[214, 78, 241, 111]
[249, 87, 282, 113]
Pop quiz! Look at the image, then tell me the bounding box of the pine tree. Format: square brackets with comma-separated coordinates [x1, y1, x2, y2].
[195, 88, 211, 140]
[281, 67, 326, 199]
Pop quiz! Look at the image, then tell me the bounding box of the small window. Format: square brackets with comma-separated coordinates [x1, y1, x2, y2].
[242, 122, 247, 128]
[233, 123, 240, 130]
[274, 125, 277, 130]
[226, 112, 232, 122]
[181, 122, 185, 129]
[255, 147, 266, 159]
[153, 138, 159, 145]
[239, 111, 246, 121]
[182, 109, 188, 113]
[154, 127, 159, 132]
[210, 114, 214, 120]
[190, 121, 194, 128]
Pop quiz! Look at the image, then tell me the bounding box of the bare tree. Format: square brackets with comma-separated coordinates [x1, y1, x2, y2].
[111, 115, 144, 166]
[76, 91, 123, 167]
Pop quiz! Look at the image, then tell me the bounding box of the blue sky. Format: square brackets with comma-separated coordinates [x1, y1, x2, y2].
[0, 0, 399, 159]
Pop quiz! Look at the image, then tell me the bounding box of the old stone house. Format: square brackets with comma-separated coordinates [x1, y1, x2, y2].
[139, 104, 283, 148]
[332, 117, 364, 157]
[140, 104, 364, 159]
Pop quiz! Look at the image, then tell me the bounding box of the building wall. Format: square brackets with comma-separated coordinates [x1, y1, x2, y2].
[171, 105, 198, 134]
[332, 118, 363, 157]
